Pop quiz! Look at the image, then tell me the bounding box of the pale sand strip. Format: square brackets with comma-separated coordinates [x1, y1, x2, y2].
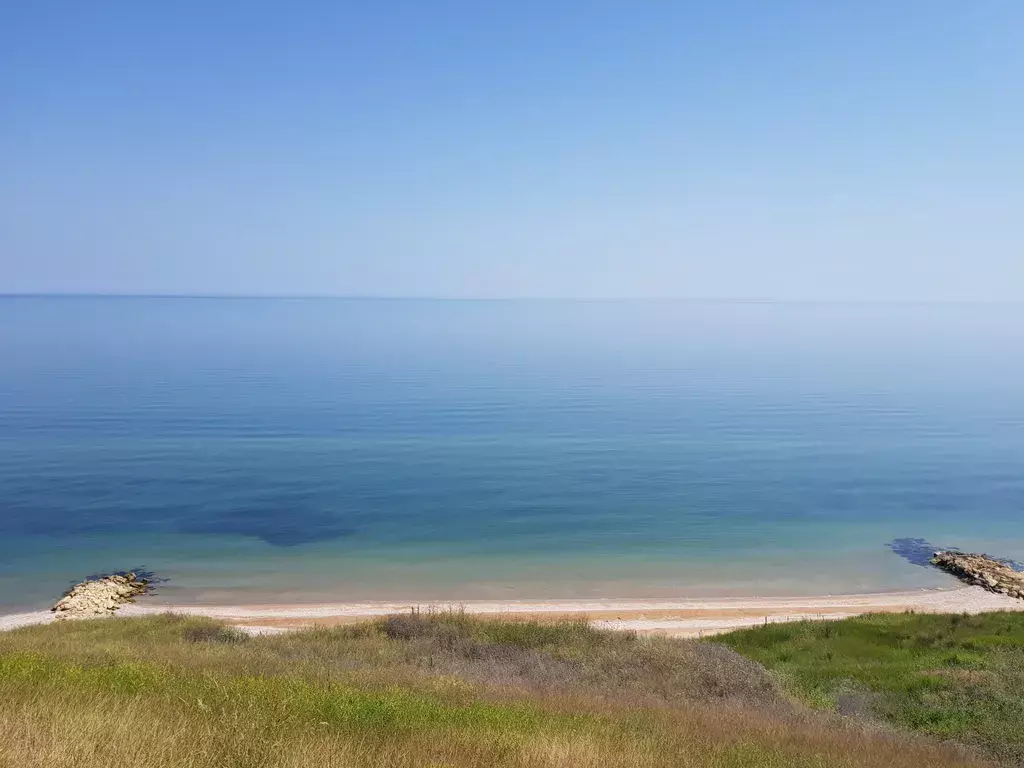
[4, 585, 1022, 637]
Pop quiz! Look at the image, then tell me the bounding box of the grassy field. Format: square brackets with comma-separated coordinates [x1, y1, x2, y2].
[717, 611, 1024, 765]
[0, 611, 1003, 768]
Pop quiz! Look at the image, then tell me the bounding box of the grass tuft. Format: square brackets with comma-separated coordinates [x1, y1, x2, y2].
[182, 624, 248, 644]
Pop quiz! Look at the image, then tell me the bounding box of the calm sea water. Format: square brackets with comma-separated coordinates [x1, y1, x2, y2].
[2, 297, 1023, 612]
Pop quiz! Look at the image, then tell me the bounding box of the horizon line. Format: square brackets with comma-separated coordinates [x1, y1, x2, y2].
[1, 292, 1023, 306]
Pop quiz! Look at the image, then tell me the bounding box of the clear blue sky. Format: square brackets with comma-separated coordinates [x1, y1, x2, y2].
[2, 1, 1022, 299]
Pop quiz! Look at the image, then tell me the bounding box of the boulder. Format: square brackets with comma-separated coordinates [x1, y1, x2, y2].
[51, 572, 151, 620]
[931, 552, 1024, 600]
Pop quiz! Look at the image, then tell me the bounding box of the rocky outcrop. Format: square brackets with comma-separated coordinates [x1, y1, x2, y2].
[51, 573, 151, 619]
[931, 552, 1024, 599]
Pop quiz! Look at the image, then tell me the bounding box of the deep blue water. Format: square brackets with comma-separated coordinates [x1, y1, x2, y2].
[2, 297, 1023, 611]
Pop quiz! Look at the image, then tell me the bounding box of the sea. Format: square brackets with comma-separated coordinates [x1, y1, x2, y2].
[2, 296, 1023, 614]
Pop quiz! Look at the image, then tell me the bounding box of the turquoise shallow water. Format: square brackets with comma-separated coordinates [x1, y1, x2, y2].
[2, 298, 1023, 611]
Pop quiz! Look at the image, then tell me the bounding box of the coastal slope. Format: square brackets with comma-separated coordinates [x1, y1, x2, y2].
[1, 611, 1010, 768]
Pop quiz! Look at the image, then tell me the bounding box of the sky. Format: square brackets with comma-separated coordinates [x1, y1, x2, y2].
[1, 1, 1023, 300]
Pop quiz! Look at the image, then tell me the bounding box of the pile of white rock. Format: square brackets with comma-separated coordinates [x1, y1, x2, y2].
[51, 573, 151, 619]
[931, 551, 1024, 599]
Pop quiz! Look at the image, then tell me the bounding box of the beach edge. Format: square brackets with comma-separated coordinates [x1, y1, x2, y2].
[4, 585, 1023, 637]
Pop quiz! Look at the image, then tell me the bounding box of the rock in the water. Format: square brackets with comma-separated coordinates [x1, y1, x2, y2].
[51, 573, 151, 620]
[931, 552, 1024, 600]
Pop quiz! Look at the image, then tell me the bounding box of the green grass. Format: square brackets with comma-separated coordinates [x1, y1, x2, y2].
[0, 612, 995, 768]
[717, 611, 1024, 765]
[0, 650, 600, 742]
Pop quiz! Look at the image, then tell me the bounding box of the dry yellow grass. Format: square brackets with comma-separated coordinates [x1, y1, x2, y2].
[0, 613, 994, 768]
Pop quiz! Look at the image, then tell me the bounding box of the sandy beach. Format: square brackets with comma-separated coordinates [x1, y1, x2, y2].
[4, 585, 1022, 637]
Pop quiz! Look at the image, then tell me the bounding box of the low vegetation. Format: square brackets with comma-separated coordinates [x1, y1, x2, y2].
[718, 611, 1024, 765]
[0, 611, 1004, 767]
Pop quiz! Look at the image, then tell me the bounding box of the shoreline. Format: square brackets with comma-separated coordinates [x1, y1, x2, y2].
[4, 585, 1022, 637]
